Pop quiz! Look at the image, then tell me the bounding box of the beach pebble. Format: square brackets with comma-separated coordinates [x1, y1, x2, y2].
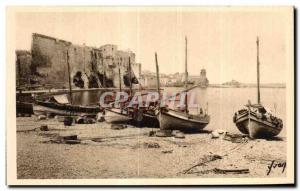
[211, 131, 220, 138]
[60, 135, 78, 141]
[76, 117, 85, 124]
[111, 124, 127, 130]
[64, 117, 73, 126]
[156, 130, 172, 137]
[171, 130, 181, 136]
[38, 115, 46, 120]
[175, 132, 185, 139]
[143, 142, 160, 148]
[216, 129, 225, 134]
[65, 140, 81, 144]
[40, 125, 49, 131]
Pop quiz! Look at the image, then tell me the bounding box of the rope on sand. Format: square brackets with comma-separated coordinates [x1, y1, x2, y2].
[180, 139, 250, 175]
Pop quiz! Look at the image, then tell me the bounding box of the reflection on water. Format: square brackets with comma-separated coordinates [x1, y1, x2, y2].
[72, 87, 286, 136]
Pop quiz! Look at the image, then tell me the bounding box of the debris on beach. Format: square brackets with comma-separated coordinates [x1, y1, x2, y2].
[65, 140, 81, 144]
[155, 130, 185, 138]
[143, 142, 160, 148]
[40, 125, 49, 131]
[111, 124, 127, 130]
[214, 168, 249, 174]
[216, 129, 226, 134]
[38, 115, 46, 120]
[76, 116, 96, 124]
[174, 132, 185, 139]
[211, 131, 220, 139]
[188, 168, 249, 175]
[155, 130, 173, 137]
[43, 134, 81, 144]
[148, 130, 156, 137]
[182, 154, 223, 174]
[60, 135, 78, 141]
[223, 132, 248, 143]
[210, 129, 227, 139]
[162, 150, 173, 154]
[63, 116, 73, 126]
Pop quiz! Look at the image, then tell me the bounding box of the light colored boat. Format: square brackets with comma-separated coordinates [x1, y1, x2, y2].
[159, 108, 210, 132]
[104, 108, 132, 124]
[156, 37, 210, 132]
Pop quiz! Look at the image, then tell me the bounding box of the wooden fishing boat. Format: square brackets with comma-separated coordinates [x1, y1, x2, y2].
[104, 105, 159, 126]
[233, 104, 283, 138]
[156, 37, 210, 132]
[33, 95, 101, 117]
[233, 37, 283, 138]
[159, 108, 210, 132]
[104, 107, 132, 124]
[103, 59, 135, 124]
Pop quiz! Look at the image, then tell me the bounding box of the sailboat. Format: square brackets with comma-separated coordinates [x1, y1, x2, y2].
[158, 37, 210, 132]
[104, 65, 133, 124]
[33, 50, 101, 117]
[233, 37, 283, 138]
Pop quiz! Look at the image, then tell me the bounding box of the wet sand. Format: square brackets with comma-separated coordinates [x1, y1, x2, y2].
[17, 116, 287, 179]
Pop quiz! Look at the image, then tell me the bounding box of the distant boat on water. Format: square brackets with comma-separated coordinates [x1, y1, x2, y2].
[233, 37, 283, 138]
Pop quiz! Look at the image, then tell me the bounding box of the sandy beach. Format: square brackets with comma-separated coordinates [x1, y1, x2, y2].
[17, 116, 287, 179]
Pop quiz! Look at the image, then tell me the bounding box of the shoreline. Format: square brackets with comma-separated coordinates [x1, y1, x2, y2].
[17, 116, 287, 179]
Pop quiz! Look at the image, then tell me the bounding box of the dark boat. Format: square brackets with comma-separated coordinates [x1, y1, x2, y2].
[156, 37, 210, 132]
[233, 37, 283, 138]
[33, 94, 101, 117]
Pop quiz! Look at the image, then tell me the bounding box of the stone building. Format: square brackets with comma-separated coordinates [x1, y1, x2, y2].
[99, 44, 140, 89]
[198, 69, 209, 87]
[30, 33, 141, 89]
[16, 50, 32, 87]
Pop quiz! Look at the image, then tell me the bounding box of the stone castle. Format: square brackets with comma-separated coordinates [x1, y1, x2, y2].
[16, 33, 141, 89]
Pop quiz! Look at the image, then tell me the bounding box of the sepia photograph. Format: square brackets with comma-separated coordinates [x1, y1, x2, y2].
[6, 6, 294, 185]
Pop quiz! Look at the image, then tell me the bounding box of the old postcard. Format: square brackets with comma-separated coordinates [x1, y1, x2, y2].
[6, 6, 294, 185]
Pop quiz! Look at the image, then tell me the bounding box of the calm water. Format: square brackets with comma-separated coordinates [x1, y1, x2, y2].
[72, 87, 286, 136]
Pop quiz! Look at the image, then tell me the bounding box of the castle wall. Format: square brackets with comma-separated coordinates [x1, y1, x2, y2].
[30, 33, 141, 89]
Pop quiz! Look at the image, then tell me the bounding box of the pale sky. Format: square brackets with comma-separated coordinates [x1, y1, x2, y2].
[14, 7, 293, 84]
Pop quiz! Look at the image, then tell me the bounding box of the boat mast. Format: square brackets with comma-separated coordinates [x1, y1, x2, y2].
[66, 50, 73, 104]
[184, 36, 188, 113]
[128, 57, 132, 96]
[118, 67, 122, 92]
[256, 37, 260, 104]
[102, 56, 106, 88]
[155, 52, 161, 101]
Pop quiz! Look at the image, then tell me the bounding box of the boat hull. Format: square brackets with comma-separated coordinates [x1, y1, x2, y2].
[104, 108, 132, 124]
[234, 112, 282, 138]
[159, 110, 209, 132]
[33, 104, 99, 117]
[141, 113, 159, 127]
